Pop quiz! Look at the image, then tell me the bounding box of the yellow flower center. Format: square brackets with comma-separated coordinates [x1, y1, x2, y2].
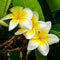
[34, 30, 50, 43]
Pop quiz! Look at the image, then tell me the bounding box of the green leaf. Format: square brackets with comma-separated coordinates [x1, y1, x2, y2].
[12, 0, 45, 21]
[3, 0, 11, 16]
[10, 51, 20, 60]
[0, 0, 11, 18]
[46, 0, 60, 12]
[51, 24, 60, 39]
[35, 49, 47, 60]
[52, 23, 60, 32]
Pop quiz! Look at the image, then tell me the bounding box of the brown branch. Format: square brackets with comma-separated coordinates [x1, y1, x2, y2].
[0, 35, 29, 60]
[0, 34, 28, 54]
[6, 45, 27, 52]
[3, 35, 25, 49]
[4, 40, 13, 49]
[0, 35, 24, 48]
[0, 36, 15, 47]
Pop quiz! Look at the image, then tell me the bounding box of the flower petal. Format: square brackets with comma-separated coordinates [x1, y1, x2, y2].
[39, 21, 46, 30]
[1, 14, 14, 20]
[9, 19, 19, 31]
[39, 29, 49, 38]
[15, 28, 27, 35]
[48, 34, 59, 45]
[32, 11, 39, 24]
[46, 21, 51, 32]
[34, 22, 41, 31]
[19, 19, 32, 29]
[27, 39, 40, 50]
[23, 8, 33, 19]
[24, 29, 35, 39]
[38, 21, 51, 36]
[39, 21, 51, 32]
[10, 6, 23, 16]
[37, 40, 49, 56]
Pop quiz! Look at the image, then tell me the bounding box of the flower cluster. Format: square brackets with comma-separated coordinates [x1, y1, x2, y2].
[2, 6, 59, 56]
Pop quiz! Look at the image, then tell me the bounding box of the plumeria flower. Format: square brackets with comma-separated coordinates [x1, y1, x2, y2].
[1, 6, 33, 31]
[15, 12, 47, 39]
[27, 21, 59, 56]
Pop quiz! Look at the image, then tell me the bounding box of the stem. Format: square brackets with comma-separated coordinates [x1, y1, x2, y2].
[20, 51, 23, 60]
[25, 50, 31, 60]
[26, 55, 28, 60]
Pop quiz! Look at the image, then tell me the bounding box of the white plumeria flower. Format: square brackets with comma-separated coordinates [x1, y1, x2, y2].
[15, 12, 47, 39]
[1, 6, 33, 31]
[27, 21, 59, 56]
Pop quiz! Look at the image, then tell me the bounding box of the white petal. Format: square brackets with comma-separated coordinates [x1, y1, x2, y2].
[27, 39, 40, 50]
[15, 28, 27, 35]
[33, 11, 39, 21]
[39, 21, 51, 33]
[37, 41, 49, 56]
[46, 21, 51, 31]
[39, 21, 51, 30]
[1, 14, 14, 20]
[32, 11, 39, 23]
[20, 19, 32, 29]
[24, 30, 35, 39]
[48, 34, 59, 45]
[9, 19, 19, 31]
[23, 8, 33, 19]
[39, 21, 47, 30]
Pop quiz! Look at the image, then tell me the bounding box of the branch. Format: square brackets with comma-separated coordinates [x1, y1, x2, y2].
[6, 45, 27, 52]
[4, 40, 13, 49]
[0, 35, 24, 48]
[0, 36, 15, 47]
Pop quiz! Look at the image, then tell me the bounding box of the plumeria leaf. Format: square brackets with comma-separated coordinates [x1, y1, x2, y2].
[46, 0, 60, 12]
[12, 0, 45, 21]
[50, 24, 60, 39]
[0, 0, 11, 18]
[52, 23, 60, 32]
[35, 49, 47, 60]
[10, 51, 20, 60]
[0, 0, 11, 26]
